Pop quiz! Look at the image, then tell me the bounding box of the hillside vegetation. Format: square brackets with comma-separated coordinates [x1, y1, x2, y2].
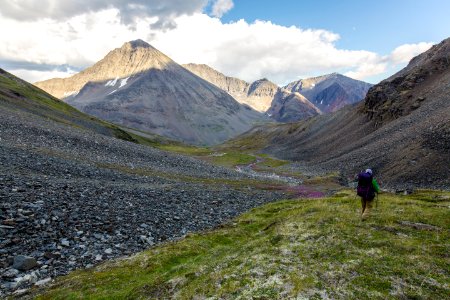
[30, 190, 449, 299]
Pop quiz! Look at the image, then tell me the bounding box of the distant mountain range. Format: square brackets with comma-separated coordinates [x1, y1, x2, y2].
[229, 38, 450, 188]
[183, 63, 321, 122]
[184, 63, 371, 120]
[35, 40, 267, 145]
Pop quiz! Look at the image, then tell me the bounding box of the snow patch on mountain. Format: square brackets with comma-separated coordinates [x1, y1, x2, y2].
[105, 77, 118, 87]
[119, 77, 129, 88]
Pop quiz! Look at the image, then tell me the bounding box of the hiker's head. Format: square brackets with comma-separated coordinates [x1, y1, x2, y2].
[365, 168, 373, 175]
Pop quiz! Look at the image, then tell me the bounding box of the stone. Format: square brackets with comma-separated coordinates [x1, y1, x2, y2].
[60, 239, 70, 247]
[2, 268, 19, 279]
[12, 255, 37, 271]
[2, 219, 16, 226]
[0, 225, 15, 229]
[104, 248, 112, 255]
[34, 277, 52, 286]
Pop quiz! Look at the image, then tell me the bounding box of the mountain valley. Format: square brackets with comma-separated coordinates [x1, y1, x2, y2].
[0, 35, 449, 299]
[228, 38, 450, 189]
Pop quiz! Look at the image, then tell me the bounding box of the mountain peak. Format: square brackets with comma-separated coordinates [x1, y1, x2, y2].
[123, 39, 152, 49]
[35, 40, 177, 99]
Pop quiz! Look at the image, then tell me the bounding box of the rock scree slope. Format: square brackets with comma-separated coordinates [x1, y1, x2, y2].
[35, 40, 268, 146]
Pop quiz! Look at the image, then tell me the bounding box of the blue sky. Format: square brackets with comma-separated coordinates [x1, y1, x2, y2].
[0, 0, 448, 84]
[221, 0, 450, 54]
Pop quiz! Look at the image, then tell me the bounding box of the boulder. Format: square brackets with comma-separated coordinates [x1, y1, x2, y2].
[12, 255, 37, 271]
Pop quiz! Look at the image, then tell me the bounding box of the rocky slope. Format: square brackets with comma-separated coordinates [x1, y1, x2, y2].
[182, 63, 250, 105]
[0, 69, 286, 296]
[183, 64, 277, 112]
[35, 40, 267, 146]
[284, 73, 373, 113]
[183, 64, 321, 121]
[266, 90, 321, 122]
[229, 38, 450, 189]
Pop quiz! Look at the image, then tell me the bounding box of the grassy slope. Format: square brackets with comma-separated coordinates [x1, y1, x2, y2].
[32, 190, 449, 299]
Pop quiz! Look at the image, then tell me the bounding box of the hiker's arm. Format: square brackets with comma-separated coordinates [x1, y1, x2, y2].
[372, 179, 380, 193]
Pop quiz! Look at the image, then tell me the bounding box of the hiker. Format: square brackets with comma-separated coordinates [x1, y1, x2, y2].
[356, 168, 380, 219]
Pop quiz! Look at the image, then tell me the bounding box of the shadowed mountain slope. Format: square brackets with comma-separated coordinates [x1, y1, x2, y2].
[228, 38, 450, 189]
[35, 40, 267, 145]
[266, 90, 321, 122]
[284, 73, 373, 113]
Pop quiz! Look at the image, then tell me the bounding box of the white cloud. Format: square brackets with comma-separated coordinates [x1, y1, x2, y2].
[0, 9, 153, 67]
[211, 0, 234, 18]
[150, 14, 430, 84]
[0, 0, 207, 29]
[8, 69, 76, 84]
[389, 42, 433, 64]
[344, 42, 433, 80]
[0, 9, 434, 84]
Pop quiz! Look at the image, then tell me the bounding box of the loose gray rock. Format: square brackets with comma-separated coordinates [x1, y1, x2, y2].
[12, 256, 37, 271]
[2, 269, 19, 279]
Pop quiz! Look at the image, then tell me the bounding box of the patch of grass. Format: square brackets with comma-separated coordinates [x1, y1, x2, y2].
[255, 157, 289, 169]
[110, 127, 138, 143]
[206, 152, 257, 167]
[407, 189, 450, 202]
[304, 171, 341, 184]
[33, 189, 450, 299]
[156, 144, 211, 156]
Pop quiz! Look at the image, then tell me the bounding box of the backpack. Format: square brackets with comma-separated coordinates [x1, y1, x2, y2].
[357, 172, 375, 199]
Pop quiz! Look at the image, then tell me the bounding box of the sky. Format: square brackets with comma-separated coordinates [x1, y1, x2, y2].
[0, 0, 449, 85]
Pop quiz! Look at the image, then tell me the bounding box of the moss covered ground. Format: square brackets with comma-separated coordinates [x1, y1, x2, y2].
[30, 190, 449, 299]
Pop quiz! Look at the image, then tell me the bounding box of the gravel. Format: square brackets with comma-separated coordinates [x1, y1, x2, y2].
[0, 106, 285, 296]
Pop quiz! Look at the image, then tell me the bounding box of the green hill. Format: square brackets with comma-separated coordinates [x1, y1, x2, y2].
[31, 190, 449, 299]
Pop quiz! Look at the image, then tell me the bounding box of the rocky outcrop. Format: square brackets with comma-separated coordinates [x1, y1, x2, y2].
[182, 63, 249, 102]
[183, 64, 277, 112]
[284, 73, 372, 113]
[363, 38, 450, 127]
[34, 40, 268, 145]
